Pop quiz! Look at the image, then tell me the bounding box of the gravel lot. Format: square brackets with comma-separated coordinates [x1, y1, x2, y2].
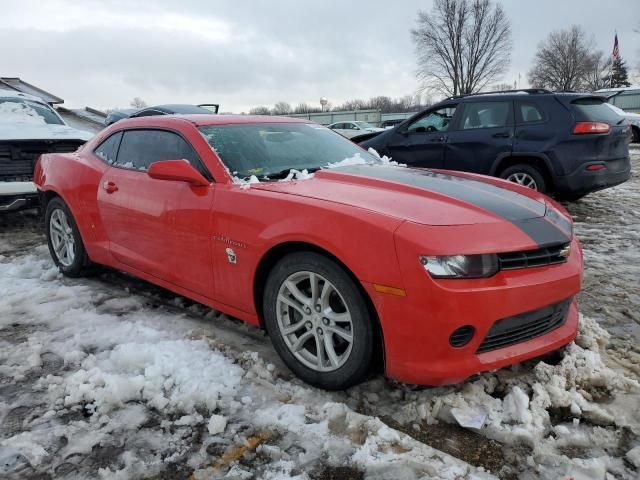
[0, 146, 638, 479]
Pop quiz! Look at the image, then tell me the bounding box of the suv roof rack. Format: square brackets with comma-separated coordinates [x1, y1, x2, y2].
[446, 88, 552, 100]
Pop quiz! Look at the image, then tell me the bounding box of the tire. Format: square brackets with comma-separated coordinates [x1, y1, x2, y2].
[632, 126, 640, 144]
[499, 164, 547, 193]
[45, 197, 90, 277]
[263, 252, 374, 390]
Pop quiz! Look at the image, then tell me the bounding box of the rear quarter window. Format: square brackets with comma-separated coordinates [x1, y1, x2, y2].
[570, 98, 623, 124]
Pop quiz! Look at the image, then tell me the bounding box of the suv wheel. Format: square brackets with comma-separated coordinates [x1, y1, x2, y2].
[263, 252, 374, 390]
[45, 197, 91, 277]
[499, 164, 547, 193]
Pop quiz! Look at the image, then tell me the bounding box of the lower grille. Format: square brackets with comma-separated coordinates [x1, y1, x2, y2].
[477, 298, 571, 354]
[497, 243, 570, 270]
[0, 141, 83, 181]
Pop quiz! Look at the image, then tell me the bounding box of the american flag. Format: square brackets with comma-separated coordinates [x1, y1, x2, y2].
[612, 33, 620, 60]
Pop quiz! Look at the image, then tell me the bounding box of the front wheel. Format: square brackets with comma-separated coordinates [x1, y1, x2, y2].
[499, 164, 547, 193]
[45, 197, 90, 277]
[263, 252, 374, 390]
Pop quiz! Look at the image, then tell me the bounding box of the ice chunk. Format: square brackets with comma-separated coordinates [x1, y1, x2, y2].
[502, 386, 532, 424]
[626, 446, 640, 469]
[450, 405, 489, 429]
[208, 414, 227, 435]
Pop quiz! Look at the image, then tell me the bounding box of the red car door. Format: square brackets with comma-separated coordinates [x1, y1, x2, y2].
[96, 129, 216, 298]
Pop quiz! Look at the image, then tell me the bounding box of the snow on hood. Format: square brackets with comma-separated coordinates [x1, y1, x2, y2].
[0, 123, 93, 142]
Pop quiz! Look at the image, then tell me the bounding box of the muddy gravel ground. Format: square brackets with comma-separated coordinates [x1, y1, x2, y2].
[0, 146, 638, 479]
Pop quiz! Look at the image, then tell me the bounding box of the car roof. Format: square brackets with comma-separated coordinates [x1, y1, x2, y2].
[115, 114, 313, 128]
[137, 104, 212, 114]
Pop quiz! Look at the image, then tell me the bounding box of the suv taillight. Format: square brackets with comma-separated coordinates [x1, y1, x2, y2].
[573, 122, 610, 134]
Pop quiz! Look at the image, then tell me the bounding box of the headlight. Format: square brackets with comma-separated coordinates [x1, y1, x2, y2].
[419, 254, 499, 279]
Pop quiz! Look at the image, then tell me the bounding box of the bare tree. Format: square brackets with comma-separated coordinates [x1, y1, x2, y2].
[583, 51, 612, 92]
[333, 99, 368, 112]
[271, 101, 292, 115]
[293, 103, 321, 114]
[249, 106, 271, 115]
[130, 97, 147, 109]
[528, 26, 594, 91]
[411, 0, 512, 96]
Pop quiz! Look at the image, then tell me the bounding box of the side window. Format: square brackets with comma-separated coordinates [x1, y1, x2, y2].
[407, 106, 457, 133]
[331, 123, 342, 130]
[94, 131, 123, 164]
[517, 102, 545, 124]
[460, 102, 510, 130]
[114, 130, 203, 172]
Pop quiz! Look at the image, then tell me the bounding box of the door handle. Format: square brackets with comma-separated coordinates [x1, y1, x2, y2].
[492, 132, 511, 138]
[102, 181, 118, 193]
[430, 136, 446, 143]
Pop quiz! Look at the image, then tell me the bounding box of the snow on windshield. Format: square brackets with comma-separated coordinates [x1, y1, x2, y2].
[0, 101, 47, 125]
[326, 148, 406, 168]
[0, 99, 63, 126]
[231, 148, 403, 188]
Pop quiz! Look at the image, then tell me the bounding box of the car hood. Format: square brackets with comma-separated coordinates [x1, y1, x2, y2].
[0, 123, 94, 141]
[251, 165, 572, 246]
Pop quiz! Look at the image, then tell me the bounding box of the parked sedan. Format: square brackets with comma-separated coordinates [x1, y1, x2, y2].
[327, 121, 384, 138]
[105, 104, 220, 126]
[35, 115, 582, 390]
[604, 103, 640, 143]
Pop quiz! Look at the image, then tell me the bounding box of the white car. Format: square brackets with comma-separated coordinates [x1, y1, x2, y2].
[327, 121, 384, 139]
[0, 90, 93, 212]
[604, 103, 640, 143]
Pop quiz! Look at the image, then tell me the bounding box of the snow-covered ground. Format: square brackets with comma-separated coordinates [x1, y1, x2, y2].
[0, 147, 639, 479]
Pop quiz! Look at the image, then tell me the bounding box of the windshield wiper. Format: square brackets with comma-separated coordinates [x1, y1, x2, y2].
[263, 167, 321, 179]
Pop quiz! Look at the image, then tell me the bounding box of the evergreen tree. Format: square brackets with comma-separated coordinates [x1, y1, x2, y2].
[610, 57, 631, 87]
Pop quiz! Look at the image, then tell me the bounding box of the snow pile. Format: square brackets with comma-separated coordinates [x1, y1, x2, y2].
[364, 314, 640, 479]
[0, 249, 491, 479]
[326, 148, 406, 169]
[232, 174, 260, 188]
[0, 101, 46, 125]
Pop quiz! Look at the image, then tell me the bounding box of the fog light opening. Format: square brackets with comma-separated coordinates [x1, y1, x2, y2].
[449, 325, 475, 348]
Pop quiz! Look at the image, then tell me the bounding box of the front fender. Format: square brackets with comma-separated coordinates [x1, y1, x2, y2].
[211, 186, 405, 316]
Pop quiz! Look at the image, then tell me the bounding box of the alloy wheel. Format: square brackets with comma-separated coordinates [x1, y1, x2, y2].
[276, 271, 353, 372]
[506, 172, 538, 190]
[49, 209, 76, 267]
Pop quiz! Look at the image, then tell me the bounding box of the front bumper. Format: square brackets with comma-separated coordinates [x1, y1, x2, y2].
[554, 156, 631, 196]
[366, 236, 583, 386]
[0, 182, 39, 212]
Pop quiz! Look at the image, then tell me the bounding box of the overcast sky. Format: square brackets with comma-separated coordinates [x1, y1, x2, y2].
[1, 0, 638, 112]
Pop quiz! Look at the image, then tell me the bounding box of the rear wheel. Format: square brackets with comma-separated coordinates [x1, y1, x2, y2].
[45, 197, 90, 277]
[263, 252, 374, 390]
[499, 164, 547, 193]
[632, 126, 640, 144]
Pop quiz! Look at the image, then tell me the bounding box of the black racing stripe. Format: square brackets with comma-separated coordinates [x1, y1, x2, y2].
[513, 218, 571, 248]
[333, 165, 571, 247]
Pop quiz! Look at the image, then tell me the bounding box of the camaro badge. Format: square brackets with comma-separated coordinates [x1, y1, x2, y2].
[226, 248, 237, 264]
[559, 244, 571, 259]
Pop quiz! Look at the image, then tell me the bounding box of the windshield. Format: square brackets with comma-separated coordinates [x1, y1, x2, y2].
[354, 121, 375, 129]
[199, 123, 377, 179]
[0, 98, 64, 125]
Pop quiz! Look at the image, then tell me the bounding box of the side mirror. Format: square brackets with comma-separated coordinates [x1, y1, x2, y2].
[147, 160, 209, 186]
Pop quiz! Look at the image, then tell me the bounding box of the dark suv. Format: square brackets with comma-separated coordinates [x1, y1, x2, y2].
[360, 89, 631, 200]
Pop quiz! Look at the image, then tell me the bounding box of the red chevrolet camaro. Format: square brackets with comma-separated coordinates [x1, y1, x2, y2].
[34, 114, 583, 390]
